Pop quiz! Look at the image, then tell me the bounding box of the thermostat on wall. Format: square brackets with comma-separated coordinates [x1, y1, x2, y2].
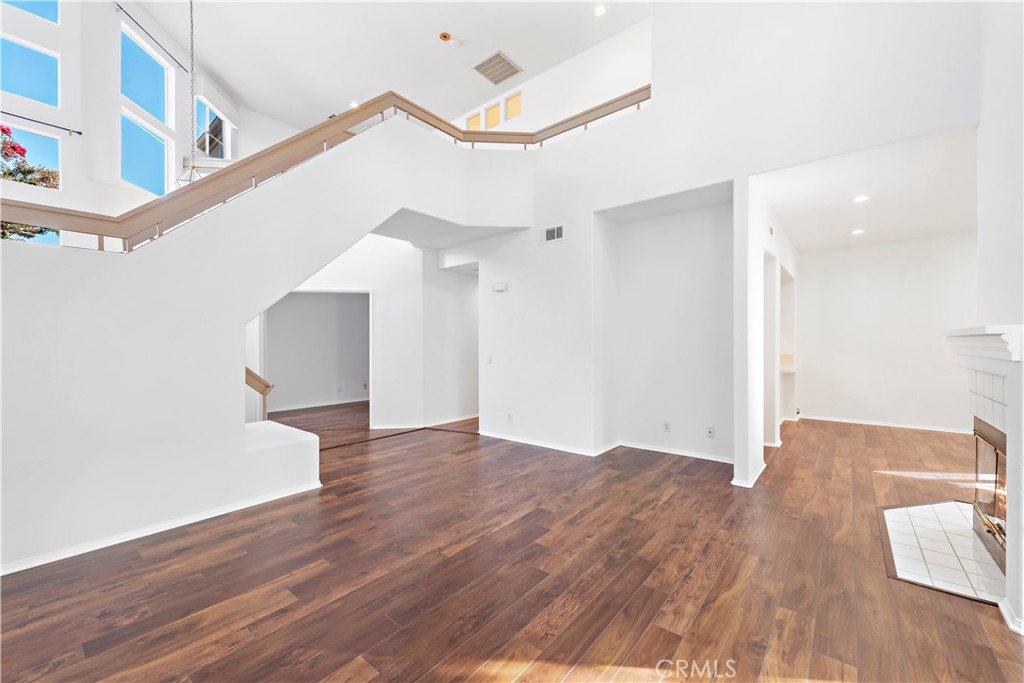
[492, 282, 509, 293]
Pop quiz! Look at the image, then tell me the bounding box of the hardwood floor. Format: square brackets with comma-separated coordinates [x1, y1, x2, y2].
[430, 417, 480, 435]
[2, 419, 1021, 682]
[270, 401, 421, 449]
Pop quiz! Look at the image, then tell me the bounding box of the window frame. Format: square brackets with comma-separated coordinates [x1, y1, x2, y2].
[119, 24, 173, 131]
[194, 95, 231, 160]
[0, 33, 60, 107]
[505, 92, 522, 121]
[3, 123, 62, 190]
[119, 108, 171, 197]
[2, 0, 60, 24]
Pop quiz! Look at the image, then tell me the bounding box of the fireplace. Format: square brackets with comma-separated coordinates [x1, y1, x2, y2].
[974, 417, 1007, 571]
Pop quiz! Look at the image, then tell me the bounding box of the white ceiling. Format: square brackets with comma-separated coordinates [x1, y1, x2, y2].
[372, 208, 525, 249]
[756, 126, 977, 252]
[140, 1, 652, 130]
[598, 181, 734, 225]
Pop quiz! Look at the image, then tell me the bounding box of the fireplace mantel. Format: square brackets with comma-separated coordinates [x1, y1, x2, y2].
[947, 325, 1024, 362]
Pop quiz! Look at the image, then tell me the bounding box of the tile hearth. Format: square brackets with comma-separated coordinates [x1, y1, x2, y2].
[883, 501, 1006, 603]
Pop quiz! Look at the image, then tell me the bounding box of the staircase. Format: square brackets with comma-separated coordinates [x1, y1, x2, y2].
[0, 86, 651, 573]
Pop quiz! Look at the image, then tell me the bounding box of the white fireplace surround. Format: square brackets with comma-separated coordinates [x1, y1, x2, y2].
[947, 325, 1024, 634]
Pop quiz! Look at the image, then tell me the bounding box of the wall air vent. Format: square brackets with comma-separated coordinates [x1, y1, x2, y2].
[543, 226, 564, 243]
[474, 52, 521, 85]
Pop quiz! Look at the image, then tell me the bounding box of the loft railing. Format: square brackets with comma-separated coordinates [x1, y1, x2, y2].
[0, 86, 651, 254]
[245, 367, 274, 421]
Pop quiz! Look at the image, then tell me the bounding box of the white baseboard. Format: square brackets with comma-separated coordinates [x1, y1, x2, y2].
[765, 439, 783, 448]
[797, 414, 973, 435]
[594, 442, 621, 456]
[1, 481, 322, 576]
[478, 430, 600, 457]
[617, 440, 734, 464]
[732, 460, 767, 488]
[1001, 598, 1024, 634]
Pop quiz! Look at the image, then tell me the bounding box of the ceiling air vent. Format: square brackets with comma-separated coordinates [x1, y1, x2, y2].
[543, 226, 564, 243]
[474, 52, 521, 85]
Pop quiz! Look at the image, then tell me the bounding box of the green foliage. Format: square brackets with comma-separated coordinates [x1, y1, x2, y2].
[1, 126, 61, 240]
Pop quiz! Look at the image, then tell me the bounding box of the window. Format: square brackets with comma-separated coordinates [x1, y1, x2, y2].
[121, 114, 166, 195]
[505, 93, 522, 121]
[1, 38, 58, 106]
[3, 0, 59, 23]
[195, 98, 228, 159]
[2, 124, 59, 187]
[466, 113, 481, 131]
[121, 30, 167, 124]
[485, 103, 500, 130]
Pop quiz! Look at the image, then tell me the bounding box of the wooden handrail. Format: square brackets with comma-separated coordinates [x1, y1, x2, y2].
[0, 86, 651, 252]
[245, 367, 274, 421]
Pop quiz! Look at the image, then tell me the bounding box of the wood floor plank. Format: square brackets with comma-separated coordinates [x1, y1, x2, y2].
[943, 633, 1009, 683]
[1, 412, 1019, 683]
[759, 607, 814, 682]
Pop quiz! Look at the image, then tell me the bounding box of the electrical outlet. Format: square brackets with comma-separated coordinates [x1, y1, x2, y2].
[506, 413, 514, 424]
[706, 427, 715, 439]
[664, 422, 671, 433]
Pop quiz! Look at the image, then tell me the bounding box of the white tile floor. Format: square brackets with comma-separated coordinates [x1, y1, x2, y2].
[883, 501, 1005, 604]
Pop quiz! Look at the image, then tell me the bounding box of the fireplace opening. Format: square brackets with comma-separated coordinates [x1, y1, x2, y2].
[974, 417, 1007, 571]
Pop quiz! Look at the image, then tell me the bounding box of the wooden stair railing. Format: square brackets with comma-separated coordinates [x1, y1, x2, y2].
[0, 86, 651, 253]
[245, 367, 274, 421]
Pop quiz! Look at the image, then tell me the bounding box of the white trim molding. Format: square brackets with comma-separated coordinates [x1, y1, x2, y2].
[1, 481, 322, 576]
[1001, 598, 1024, 635]
[947, 325, 1024, 362]
[797, 414, 973, 435]
[732, 460, 767, 488]
[478, 431, 600, 457]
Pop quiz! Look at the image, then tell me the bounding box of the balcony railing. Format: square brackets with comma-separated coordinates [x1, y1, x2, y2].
[0, 86, 651, 254]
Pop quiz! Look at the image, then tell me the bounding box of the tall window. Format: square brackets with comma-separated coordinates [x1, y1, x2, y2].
[120, 30, 167, 124]
[2, 0, 59, 23]
[121, 114, 166, 196]
[0, 37, 58, 106]
[195, 98, 228, 159]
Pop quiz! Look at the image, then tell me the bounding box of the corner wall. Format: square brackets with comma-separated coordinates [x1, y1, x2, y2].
[798, 233, 977, 432]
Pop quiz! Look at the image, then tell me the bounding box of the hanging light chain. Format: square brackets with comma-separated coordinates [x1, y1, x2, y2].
[188, 0, 197, 172]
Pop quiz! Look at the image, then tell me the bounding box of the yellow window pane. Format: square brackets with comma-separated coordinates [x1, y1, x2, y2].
[485, 104, 501, 129]
[506, 93, 522, 120]
[467, 114, 481, 131]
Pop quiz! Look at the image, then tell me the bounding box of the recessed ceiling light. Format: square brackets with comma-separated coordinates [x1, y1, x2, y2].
[850, 228, 865, 235]
[851, 195, 870, 203]
[349, 101, 359, 109]
[594, 4, 606, 17]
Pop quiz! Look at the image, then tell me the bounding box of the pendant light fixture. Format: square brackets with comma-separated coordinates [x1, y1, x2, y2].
[176, 0, 202, 187]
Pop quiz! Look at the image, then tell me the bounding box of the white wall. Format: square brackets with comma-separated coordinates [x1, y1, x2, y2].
[610, 204, 734, 461]
[265, 293, 369, 411]
[456, 18, 651, 133]
[976, 2, 1023, 325]
[798, 233, 977, 432]
[423, 254, 479, 425]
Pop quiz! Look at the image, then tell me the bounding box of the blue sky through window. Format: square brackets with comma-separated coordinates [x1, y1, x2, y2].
[121, 31, 166, 123]
[121, 115, 166, 196]
[3, 1, 59, 23]
[1, 38, 58, 106]
[8, 126, 59, 171]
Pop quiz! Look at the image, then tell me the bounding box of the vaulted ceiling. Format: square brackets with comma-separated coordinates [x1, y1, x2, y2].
[139, 1, 652, 130]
